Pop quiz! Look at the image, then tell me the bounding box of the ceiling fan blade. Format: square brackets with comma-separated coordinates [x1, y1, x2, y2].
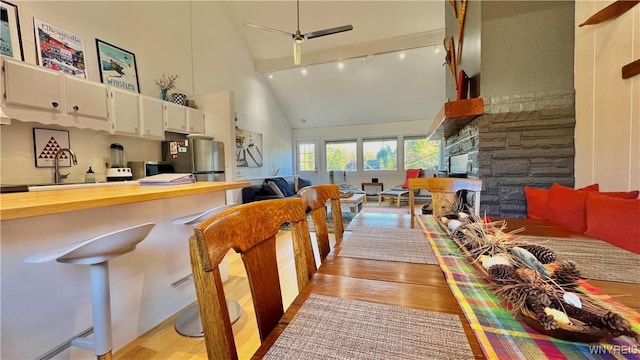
[304, 25, 353, 39]
[243, 23, 294, 38]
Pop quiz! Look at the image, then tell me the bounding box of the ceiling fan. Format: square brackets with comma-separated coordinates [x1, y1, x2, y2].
[243, 0, 353, 66]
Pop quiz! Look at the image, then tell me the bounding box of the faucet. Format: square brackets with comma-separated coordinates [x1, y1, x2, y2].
[54, 148, 78, 184]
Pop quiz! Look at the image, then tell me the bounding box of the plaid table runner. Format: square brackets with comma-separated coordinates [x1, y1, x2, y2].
[417, 215, 640, 360]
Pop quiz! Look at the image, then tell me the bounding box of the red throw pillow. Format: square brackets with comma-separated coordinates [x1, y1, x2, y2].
[578, 183, 599, 191]
[524, 186, 549, 220]
[402, 168, 422, 188]
[600, 190, 639, 199]
[546, 183, 596, 232]
[585, 194, 640, 254]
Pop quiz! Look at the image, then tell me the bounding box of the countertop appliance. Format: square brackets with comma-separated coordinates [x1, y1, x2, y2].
[162, 135, 225, 182]
[128, 161, 176, 180]
[107, 143, 133, 181]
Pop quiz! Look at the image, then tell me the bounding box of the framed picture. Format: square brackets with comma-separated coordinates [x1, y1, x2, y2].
[235, 127, 264, 167]
[0, 1, 24, 60]
[96, 39, 140, 93]
[33, 18, 86, 78]
[33, 128, 71, 168]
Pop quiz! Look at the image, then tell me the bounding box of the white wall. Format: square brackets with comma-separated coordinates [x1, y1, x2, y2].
[190, 2, 293, 180]
[574, 1, 639, 191]
[0, 1, 293, 185]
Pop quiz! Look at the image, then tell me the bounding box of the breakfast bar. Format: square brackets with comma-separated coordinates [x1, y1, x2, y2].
[0, 181, 249, 359]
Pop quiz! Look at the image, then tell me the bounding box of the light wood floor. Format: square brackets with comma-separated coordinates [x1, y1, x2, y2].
[114, 230, 328, 360]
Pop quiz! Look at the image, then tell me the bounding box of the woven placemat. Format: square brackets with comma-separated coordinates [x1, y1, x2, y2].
[518, 236, 640, 284]
[346, 213, 415, 230]
[264, 294, 474, 360]
[338, 227, 436, 264]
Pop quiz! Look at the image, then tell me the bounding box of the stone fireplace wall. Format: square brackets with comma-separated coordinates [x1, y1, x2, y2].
[444, 91, 576, 218]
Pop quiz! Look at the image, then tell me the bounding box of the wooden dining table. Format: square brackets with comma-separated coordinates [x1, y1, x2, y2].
[252, 213, 639, 359]
[253, 213, 484, 359]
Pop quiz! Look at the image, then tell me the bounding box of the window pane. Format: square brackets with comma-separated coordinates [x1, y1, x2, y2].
[325, 141, 357, 171]
[297, 143, 315, 171]
[404, 138, 440, 170]
[362, 139, 397, 171]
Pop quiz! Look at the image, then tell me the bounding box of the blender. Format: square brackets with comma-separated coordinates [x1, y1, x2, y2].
[106, 143, 133, 181]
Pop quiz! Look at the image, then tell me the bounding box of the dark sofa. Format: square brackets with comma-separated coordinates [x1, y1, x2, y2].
[242, 177, 312, 203]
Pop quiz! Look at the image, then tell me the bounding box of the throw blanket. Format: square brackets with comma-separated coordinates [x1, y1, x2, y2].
[417, 215, 640, 360]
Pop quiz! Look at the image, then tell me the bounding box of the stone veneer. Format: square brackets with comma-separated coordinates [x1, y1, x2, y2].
[444, 92, 576, 217]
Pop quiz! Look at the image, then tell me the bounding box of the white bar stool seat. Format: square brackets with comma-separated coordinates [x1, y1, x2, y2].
[171, 204, 242, 338]
[24, 222, 156, 360]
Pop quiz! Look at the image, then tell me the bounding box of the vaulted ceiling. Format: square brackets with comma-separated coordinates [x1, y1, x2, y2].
[222, 1, 447, 129]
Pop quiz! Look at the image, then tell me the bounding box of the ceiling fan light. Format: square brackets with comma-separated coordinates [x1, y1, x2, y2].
[294, 40, 303, 65]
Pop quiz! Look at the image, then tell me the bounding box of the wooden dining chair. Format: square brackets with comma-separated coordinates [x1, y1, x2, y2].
[189, 198, 316, 360]
[408, 178, 483, 218]
[298, 184, 344, 262]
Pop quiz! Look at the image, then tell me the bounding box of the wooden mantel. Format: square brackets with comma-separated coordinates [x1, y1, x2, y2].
[427, 97, 484, 140]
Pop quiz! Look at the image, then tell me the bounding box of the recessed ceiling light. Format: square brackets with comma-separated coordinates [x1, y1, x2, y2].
[301, 67, 307, 75]
[399, 52, 406, 59]
[268, 72, 274, 79]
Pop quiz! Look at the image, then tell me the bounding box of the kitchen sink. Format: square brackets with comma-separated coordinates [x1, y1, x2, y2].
[27, 181, 138, 192]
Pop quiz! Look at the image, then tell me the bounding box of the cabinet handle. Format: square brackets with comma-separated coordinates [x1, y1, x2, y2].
[73, 105, 79, 111]
[51, 102, 59, 108]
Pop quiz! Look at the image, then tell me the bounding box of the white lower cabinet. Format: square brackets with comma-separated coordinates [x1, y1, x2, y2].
[139, 96, 165, 139]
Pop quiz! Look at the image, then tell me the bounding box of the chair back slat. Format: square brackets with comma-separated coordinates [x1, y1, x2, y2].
[190, 198, 315, 360]
[298, 184, 344, 262]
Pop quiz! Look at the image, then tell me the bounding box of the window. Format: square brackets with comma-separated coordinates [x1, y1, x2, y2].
[362, 138, 397, 171]
[325, 140, 357, 171]
[297, 142, 316, 172]
[404, 137, 440, 170]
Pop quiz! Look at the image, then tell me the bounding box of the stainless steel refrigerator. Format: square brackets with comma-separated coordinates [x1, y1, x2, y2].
[162, 135, 225, 181]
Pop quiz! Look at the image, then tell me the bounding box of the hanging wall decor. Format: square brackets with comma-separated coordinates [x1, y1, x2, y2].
[235, 127, 264, 168]
[0, 1, 24, 60]
[33, 128, 70, 168]
[96, 39, 140, 93]
[33, 18, 86, 78]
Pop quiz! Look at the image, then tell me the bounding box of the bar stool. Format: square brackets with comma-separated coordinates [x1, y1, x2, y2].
[171, 204, 242, 337]
[24, 222, 156, 360]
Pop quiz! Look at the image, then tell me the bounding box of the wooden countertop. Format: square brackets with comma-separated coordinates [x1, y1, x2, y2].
[0, 181, 250, 220]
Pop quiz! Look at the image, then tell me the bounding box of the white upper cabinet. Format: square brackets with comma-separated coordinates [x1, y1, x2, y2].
[163, 101, 187, 133]
[187, 107, 205, 134]
[109, 87, 140, 136]
[1, 57, 111, 132]
[3, 57, 63, 113]
[65, 76, 109, 121]
[139, 96, 165, 139]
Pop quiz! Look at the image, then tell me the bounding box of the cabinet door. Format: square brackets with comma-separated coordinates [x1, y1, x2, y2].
[109, 88, 140, 136]
[163, 101, 187, 133]
[187, 107, 205, 134]
[3, 58, 63, 113]
[65, 76, 109, 120]
[139, 96, 165, 139]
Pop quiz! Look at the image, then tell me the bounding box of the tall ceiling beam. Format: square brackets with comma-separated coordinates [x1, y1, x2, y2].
[255, 29, 445, 73]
